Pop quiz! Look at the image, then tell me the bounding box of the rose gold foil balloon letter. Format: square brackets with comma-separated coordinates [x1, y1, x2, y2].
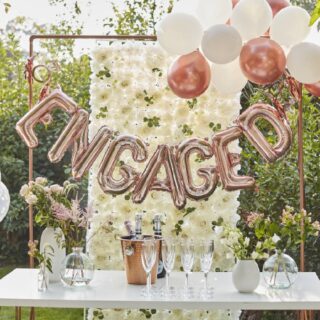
[98, 135, 148, 194]
[16, 89, 79, 148]
[133, 145, 186, 209]
[72, 126, 113, 179]
[237, 103, 292, 162]
[213, 126, 255, 191]
[176, 138, 218, 199]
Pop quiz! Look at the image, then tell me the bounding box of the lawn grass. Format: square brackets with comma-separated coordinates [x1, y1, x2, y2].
[0, 266, 84, 319]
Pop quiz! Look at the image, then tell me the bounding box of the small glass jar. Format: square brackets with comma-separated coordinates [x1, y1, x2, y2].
[60, 247, 94, 287]
[38, 262, 49, 292]
[263, 250, 298, 289]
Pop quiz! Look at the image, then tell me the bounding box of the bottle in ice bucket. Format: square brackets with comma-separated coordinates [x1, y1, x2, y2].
[124, 220, 135, 239]
[135, 213, 143, 240]
[154, 214, 166, 279]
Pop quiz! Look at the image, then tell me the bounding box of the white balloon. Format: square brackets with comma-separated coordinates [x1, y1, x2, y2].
[0, 173, 10, 223]
[287, 42, 320, 84]
[212, 58, 248, 94]
[231, 0, 273, 40]
[270, 6, 310, 47]
[196, 0, 233, 29]
[201, 25, 242, 64]
[157, 13, 203, 55]
[173, 0, 199, 15]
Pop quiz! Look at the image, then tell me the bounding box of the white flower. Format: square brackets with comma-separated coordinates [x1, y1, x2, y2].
[226, 252, 234, 259]
[50, 184, 63, 194]
[25, 193, 38, 205]
[272, 234, 281, 244]
[35, 177, 47, 185]
[19, 184, 29, 197]
[256, 241, 262, 249]
[251, 251, 259, 260]
[244, 237, 250, 246]
[214, 226, 224, 235]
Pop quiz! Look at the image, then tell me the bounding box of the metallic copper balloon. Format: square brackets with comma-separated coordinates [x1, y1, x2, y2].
[176, 138, 218, 200]
[212, 126, 256, 191]
[167, 51, 211, 99]
[239, 38, 286, 85]
[16, 89, 78, 148]
[49, 109, 89, 163]
[305, 82, 320, 97]
[267, 0, 290, 16]
[232, 0, 239, 7]
[236, 103, 292, 162]
[132, 145, 186, 209]
[98, 135, 148, 194]
[72, 127, 113, 179]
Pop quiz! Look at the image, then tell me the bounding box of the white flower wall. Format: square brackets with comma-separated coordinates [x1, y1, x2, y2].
[88, 42, 241, 320]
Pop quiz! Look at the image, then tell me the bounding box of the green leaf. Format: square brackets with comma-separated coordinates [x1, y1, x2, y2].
[310, 0, 320, 26]
[74, 1, 81, 14]
[3, 2, 11, 13]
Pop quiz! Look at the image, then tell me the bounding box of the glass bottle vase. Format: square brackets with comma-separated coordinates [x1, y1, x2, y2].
[38, 262, 49, 292]
[263, 250, 298, 289]
[60, 247, 94, 287]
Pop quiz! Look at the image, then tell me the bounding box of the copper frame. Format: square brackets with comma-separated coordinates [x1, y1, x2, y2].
[24, 34, 307, 320]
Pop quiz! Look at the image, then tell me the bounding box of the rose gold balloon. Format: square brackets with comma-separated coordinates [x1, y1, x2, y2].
[232, 0, 239, 7]
[133, 145, 186, 209]
[267, 0, 290, 16]
[239, 38, 286, 85]
[72, 127, 113, 179]
[98, 135, 148, 194]
[305, 82, 320, 97]
[16, 89, 78, 148]
[212, 126, 255, 191]
[236, 103, 292, 162]
[167, 51, 211, 99]
[176, 138, 218, 200]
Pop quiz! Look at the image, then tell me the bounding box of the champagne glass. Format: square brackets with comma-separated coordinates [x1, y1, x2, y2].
[162, 238, 176, 296]
[180, 239, 195, 298]
[199, 240, 214, 298]
[141, 239, 157, 298]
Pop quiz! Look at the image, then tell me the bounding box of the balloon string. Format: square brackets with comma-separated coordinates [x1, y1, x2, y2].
[285, 71, 301, 103]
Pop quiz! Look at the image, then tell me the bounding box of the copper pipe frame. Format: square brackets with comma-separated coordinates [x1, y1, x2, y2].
[25, 33, 156, 320]
[25, 34, 308, 320]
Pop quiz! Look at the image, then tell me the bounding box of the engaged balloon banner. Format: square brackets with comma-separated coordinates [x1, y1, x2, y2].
[16, 89, 292, 209]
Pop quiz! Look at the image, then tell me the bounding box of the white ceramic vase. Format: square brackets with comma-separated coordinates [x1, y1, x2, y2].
[232, 260, 260, 293]
[40, 227, 66, 283]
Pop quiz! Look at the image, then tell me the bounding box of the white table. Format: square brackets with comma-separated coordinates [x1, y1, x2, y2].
[1, 269, 320, 312]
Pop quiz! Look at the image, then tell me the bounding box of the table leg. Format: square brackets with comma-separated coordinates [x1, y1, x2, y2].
[15, 307, 21, 320]
[29, 307, 35, 320]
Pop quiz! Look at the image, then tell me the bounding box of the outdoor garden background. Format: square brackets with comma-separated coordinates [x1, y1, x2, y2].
[0, 0, 320, 319]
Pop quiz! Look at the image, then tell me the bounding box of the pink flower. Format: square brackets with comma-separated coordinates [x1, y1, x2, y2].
[51, 202, 72, 221]
[246, 212, 264, 228]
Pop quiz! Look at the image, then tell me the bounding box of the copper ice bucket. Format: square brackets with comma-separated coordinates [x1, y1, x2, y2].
[121, 235, 160, 285]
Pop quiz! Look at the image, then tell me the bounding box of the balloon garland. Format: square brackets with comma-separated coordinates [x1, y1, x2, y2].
[16, 89, 292, 209]
[157, 0, 320, 98]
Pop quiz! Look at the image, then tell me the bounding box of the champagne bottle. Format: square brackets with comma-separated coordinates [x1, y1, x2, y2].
[135, 213, 143, 240]
[154, 214, 166, 278]
[124, 220, 135, 238]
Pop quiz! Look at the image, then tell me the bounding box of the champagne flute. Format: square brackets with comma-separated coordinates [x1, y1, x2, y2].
[180, 239, 195, 298]
[141, 239, 157, 298]
[162, 238, 176, 296]
[199, 240, 214, 297]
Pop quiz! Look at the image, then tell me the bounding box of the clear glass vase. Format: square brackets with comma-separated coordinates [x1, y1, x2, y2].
[38, 262, 49, 292]
[60, 247, 94, 287]
[263, 250, 298, 289]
